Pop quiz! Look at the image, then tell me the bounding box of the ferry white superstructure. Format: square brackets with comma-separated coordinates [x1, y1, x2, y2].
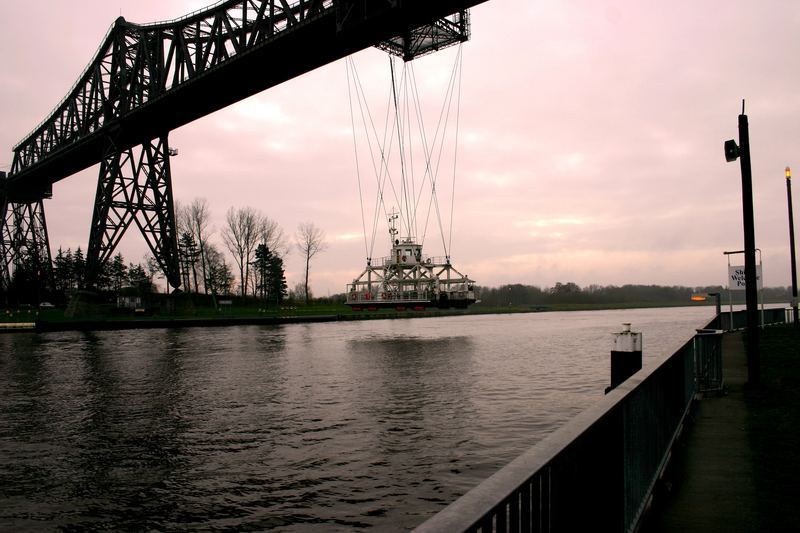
[345, 216, 475, 310]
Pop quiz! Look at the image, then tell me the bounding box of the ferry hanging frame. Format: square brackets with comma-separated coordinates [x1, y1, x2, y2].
[345, 212, 476, 310]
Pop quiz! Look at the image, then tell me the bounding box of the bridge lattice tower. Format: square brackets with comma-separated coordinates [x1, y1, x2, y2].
[2, 0, 480, 293]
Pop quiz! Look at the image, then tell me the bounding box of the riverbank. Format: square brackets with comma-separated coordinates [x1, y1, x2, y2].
[0, 300, 721, 333]
[32, 310, 455, 332]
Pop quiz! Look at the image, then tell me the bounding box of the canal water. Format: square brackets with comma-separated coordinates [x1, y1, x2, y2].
[0, 306, 713, 531]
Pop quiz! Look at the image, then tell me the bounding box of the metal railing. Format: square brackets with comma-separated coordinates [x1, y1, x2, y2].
[367, 255, 452, 268]
[715, 307, 788, 331]
[414, 335, 698, 533]
[694, 329, 724, 393]
[414, 310, 793, 532]
[346, 291, 431, 304]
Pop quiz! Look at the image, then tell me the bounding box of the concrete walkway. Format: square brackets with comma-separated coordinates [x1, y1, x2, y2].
[641, 329, 800, 532]
[640, 332, 756, 532]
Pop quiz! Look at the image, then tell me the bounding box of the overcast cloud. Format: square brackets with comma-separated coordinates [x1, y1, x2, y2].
[1, 0, 799, 295]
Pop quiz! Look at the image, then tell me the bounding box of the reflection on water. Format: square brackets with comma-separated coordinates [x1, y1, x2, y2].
[0, 307, 713, 531]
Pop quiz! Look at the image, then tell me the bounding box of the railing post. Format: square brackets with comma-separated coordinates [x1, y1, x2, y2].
[606, 323, 642, 393]
[694, 329, 724, 393]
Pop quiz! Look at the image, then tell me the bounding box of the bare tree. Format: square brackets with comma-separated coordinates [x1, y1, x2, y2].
[259, 215, 288, 258]
[173, 200, 191, 291]
[295, 222, 327, 305]
[187, 198, 212, 294]
[174, 199, 190, 237]
[204, 243, 235, 300]
[223, 206, 260, 297]
[291, 282, 308, 302]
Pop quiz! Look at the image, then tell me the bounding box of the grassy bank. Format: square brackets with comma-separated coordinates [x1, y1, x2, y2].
[0, 298, 724, 330]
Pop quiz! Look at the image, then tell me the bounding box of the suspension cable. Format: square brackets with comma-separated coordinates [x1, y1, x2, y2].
[348, 57, 401, 258]
[402, 62, 419, 241]
[346, 46, 464, 263]
[389, 57, 414, 240]
[346, 59, 370, 261]
[448, 45, 464, 256]
[411, 49, 462, 256]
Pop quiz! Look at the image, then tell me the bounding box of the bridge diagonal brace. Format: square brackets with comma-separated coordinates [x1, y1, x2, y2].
[86, 135, 181, 290]
[0, 183, 11, 291]
[1, 178, 54, 297]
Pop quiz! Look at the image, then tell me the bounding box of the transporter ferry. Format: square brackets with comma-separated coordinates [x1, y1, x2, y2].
[345, 214, 476, 310]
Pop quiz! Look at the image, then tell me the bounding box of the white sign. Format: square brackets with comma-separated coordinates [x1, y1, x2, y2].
[728, 265, 762, 291]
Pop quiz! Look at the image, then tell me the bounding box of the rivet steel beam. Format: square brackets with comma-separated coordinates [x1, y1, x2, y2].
[8, 0, 485, 190]
[86, 135, 181, 290]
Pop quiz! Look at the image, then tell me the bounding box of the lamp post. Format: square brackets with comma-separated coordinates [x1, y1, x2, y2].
[787, 167, 798, 326]
[724, 100, 760, 384]
[709, 291, 721, 318]
[691, 292, 722, 326]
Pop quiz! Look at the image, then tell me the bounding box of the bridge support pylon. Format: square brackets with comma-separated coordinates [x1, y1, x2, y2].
[1, 173, 54, 301]
[86, 135, 181, 291]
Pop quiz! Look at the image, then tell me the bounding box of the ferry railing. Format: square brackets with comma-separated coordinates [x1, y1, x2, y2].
[346, 287, 474, 304]
[346, 291, 433, 304]
[368, 255, 456, 268]
[413, 335, 697, 533]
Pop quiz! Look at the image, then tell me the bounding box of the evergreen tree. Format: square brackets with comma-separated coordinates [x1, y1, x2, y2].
[109, 253, 128, 292]
[128, 263, 153, 295]
[52, 247, 72, 296]
[250, 244, 287, 305]
[72, 247, 86, 290]
[178, 231, 200, 293]
[252, 243, 272, 302]
[97, 258, 113, 291]
[267, 253, 288, 304]
[8, 249, 37, 304]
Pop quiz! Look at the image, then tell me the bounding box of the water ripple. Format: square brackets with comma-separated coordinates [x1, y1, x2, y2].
[0, 307, 711, 530]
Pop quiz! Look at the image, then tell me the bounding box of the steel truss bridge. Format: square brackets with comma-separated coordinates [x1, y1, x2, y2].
[0, 0, 486, 293]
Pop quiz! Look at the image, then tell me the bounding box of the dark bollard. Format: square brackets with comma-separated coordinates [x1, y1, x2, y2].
[606, 323, 642, 394]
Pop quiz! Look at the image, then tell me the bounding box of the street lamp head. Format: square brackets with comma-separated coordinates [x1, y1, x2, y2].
[724, 139, 740, 162]
[787, 166, 792, 180]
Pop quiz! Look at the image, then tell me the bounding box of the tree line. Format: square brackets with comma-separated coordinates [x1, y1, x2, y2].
[1, 197, 328, 307]
[476, 282, 794, 307]
[179, 199, 326, 303]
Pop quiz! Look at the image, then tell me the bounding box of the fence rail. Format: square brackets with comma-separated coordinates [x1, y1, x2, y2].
[715, 307, 787, 330]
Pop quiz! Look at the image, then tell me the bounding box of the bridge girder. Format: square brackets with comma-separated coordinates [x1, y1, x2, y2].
[4, 0, 483, 294]
[8, 0, 483, 190]
[85, 136, 181, 290]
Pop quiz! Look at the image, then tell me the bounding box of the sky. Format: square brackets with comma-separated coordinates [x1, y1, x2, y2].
[1, 0, 799, 296]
